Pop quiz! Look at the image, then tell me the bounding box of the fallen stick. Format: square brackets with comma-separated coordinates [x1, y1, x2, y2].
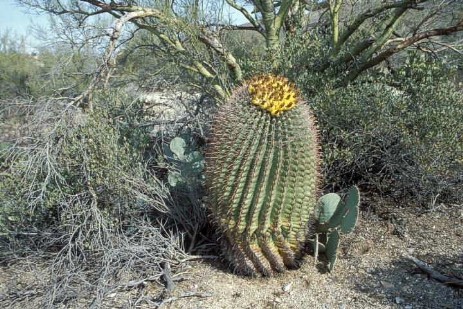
[156, 291, 213, 308]
[406, 255, 463, 288]
[162, 261, 175, 293]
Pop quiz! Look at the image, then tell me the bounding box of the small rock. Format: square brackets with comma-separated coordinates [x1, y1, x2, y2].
[395, 297, 405, 304]
[381, 281, 394, 289]
[282, 283, 292, 292]
[405, 305, 413, 309]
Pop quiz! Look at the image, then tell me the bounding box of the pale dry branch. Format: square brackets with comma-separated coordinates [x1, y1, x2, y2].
[73, 10, 156, 109]
[225, 0, 262, 30]
[407, 255, 463, 288]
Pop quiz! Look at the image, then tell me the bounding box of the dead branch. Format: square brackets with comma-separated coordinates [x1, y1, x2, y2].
[156, 291, 213, 308]
[73, 10, 157, 109]
[118, 275, 163, 291]
[161, 261, 176, 293]
[198, 29, 243, 82]
[406, 255, 463, 288]
[225, 0, 262, 31]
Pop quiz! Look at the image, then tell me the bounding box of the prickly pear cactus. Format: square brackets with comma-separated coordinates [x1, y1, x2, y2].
[205, 75, 320, 276]
[164, 135, 204, 188]
[314, 186, 360, 271]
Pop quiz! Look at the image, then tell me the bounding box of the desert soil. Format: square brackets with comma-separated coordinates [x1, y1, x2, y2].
[1, 197, 462, 309]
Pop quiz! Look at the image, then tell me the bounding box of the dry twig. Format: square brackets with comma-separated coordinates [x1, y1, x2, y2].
[156, 291, 212, 308]
[406, 255, 463, 288]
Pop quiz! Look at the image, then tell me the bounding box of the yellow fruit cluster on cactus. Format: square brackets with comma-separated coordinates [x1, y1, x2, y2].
[248, 75, 299, 116]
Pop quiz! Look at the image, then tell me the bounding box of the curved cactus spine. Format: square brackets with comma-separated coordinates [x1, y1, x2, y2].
[205, 75, 320, 276]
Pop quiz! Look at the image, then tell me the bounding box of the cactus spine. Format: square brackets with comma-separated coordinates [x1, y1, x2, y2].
[205, 75, 320, 276]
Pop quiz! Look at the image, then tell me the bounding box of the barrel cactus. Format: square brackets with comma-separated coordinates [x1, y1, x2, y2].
[205, 74, 320, 276]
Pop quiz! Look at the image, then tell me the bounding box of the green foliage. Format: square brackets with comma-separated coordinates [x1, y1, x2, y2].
[279, 30, 334, 92]
[0, 49, 97, 100]
[229, 28, 334, 90]
[316, 193, 341, 225]
[325, 230, 340, 272]
[338, 187, 360, 234]
[157, 129, 208, 245]
[205, 78, 320, 276]
[310, 57, 463, 204]
[223, 30, 268, 79]
[0, 30, 99, 100]
[0, 52, 41, 98]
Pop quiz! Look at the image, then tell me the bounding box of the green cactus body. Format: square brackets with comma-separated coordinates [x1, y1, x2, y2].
[206, 75, 320, 276]
[315, 186, 360, 271]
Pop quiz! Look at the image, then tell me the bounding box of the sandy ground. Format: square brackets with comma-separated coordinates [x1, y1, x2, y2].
[1, 197, 461, 309]
[161, 199, 462, 309]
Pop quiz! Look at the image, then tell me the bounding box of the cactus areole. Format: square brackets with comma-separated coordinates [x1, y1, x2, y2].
[205, 74, 320, 276]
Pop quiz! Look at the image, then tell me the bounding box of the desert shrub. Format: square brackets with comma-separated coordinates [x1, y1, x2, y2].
[0, 92, 195, 306]
[310, 57, 463, 205]
[0, 52, 41, 98]
[1, 96, 163, 233]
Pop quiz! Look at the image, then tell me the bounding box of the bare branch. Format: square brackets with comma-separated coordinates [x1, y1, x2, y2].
[204, 23, 260, 31]
[74, 10, 155, 109]
[225, 0, 262, 31]
[352, 5, 409, 68]
[198, 30, 243, 82]
[344, 19, 463, 82]
[75, 1, 231, 99]
[407, 255, 463, 288]
[338, 0, 429, 48]
[426, 39, 463, 55]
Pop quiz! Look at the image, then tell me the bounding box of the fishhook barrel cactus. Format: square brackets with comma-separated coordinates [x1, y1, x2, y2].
[205, 75, 320, 276]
